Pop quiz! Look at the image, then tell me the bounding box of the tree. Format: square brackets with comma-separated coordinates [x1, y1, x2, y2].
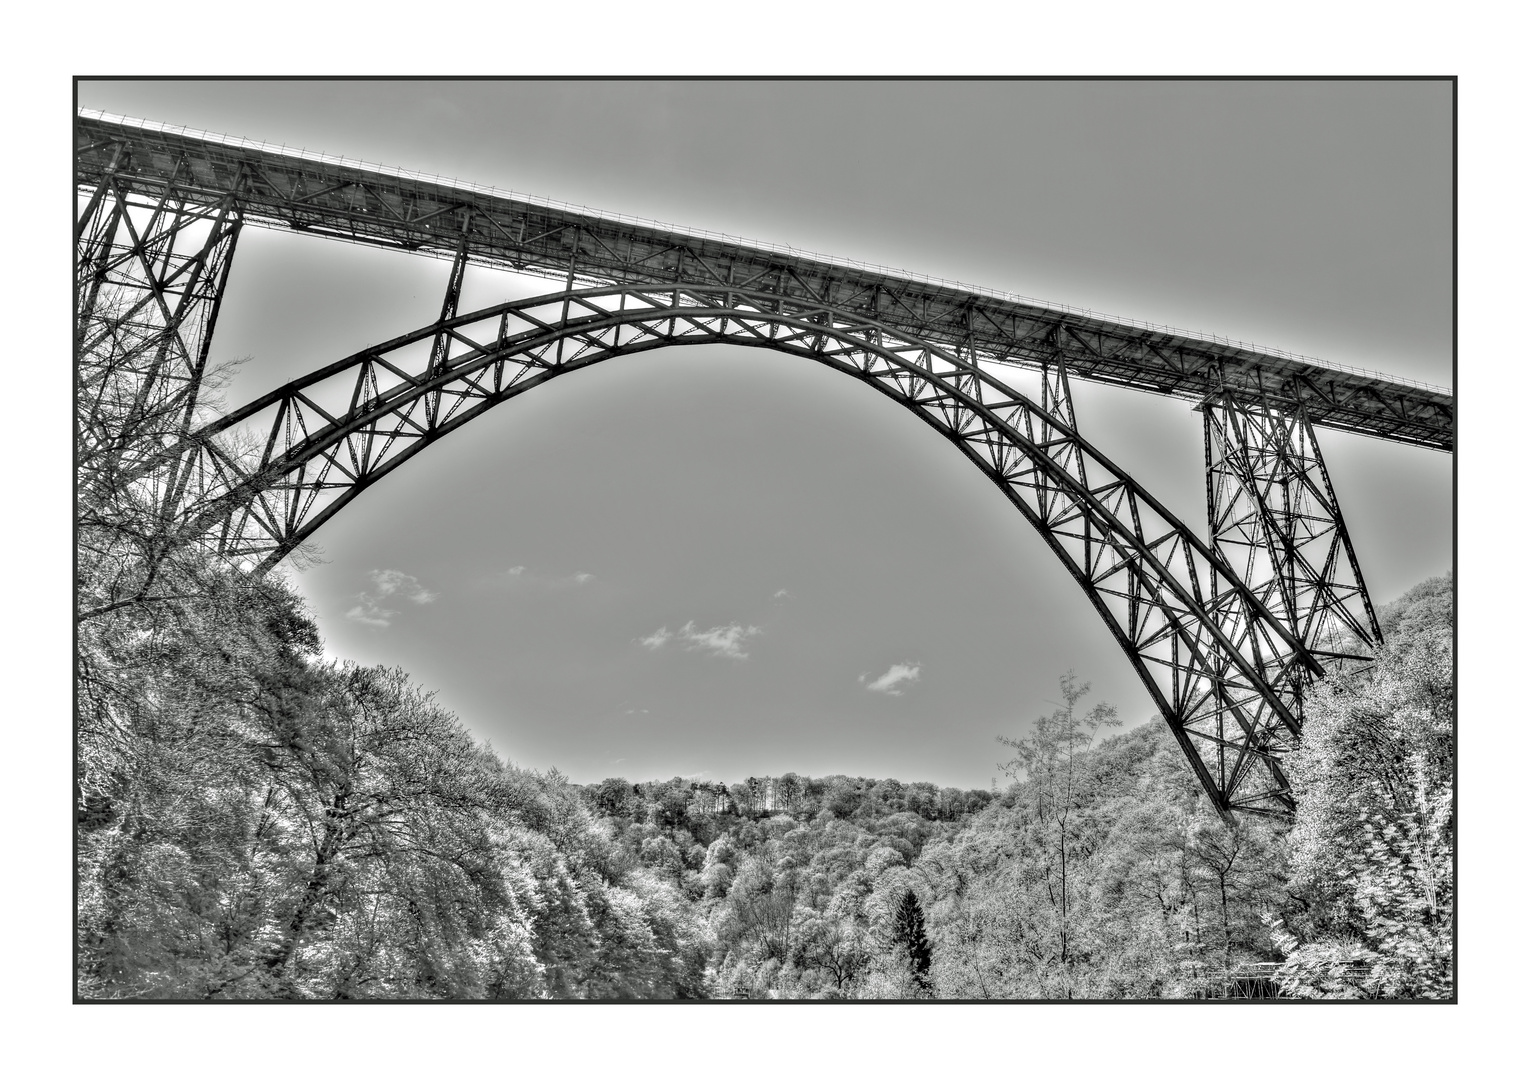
[889, 889, 933, 994]
[720, 855, 799, 967]
[775, 772, 804, 813]
[1267, 575, 1454, 999]
[1182, 814, 1286, 976]
[994, 672, 1121, 997]
[824, 777, 862, 819]
[787, 908, 870, 997]
[590, 777, 637, 818]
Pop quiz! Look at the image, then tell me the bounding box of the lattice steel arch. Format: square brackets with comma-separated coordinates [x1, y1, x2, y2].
[147, 281, 1330, 819]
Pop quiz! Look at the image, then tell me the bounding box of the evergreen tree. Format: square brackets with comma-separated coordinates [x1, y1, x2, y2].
[891, 889, 933, 994]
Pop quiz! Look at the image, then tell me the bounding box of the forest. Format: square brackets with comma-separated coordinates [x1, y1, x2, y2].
[76, 340, 1454, 1000]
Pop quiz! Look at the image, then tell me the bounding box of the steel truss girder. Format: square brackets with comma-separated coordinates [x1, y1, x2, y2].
[145, 282, 1330, 817]
[1203, 390, 1383, 675]
[75, 112, 1454, 451]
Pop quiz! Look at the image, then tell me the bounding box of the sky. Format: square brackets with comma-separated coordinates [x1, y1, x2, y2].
[76, 79, 1453, 791]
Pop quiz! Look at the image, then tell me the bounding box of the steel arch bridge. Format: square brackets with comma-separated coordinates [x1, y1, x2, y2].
[75, 110, 1454, 820]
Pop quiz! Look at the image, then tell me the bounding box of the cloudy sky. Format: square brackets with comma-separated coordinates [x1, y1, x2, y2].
[78, 79, 1453, 790]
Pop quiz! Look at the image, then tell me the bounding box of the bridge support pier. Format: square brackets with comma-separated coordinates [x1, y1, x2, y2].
[1199, 388, 1383, 795]
[76, 148, 244, 512]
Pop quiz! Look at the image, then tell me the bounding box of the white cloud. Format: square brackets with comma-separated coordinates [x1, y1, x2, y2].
[638, 627, 672, 650]
[345, 569, 437, 627]
[773, 588, 792, 600]
[678, 620, 761, 660]
[573, 572, 595, 585]
[371, 568, 438, 604]
[507, 565, 526, 576]
[638, 620, 762, 660]
[861, 661, 922, 696]
[344, 605, 392, 628]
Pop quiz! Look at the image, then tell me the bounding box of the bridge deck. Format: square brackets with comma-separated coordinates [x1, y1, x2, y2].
[76, 111, 1452, 451]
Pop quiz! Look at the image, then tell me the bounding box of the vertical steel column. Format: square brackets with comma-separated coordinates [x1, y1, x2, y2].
[1203, 389, 1382, 669]
[425, 221, 473, 430]
[1040, 353, 1087, 476]
[1034, 326, 1089, 524]
[76, 134, 244, 519]
[1187, 384, 1381, 816]
[1041, 352, 1078, 429]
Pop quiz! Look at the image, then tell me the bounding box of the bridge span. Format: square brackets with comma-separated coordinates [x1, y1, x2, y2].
[76, 111, 1451, 450]
[75, 110, 1453, 821]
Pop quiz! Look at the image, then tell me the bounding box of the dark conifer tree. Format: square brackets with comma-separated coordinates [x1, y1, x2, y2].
[893, 889, 933, 993]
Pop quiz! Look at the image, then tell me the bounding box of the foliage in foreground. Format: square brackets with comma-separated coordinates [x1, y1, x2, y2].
[76, 542, 1452, 999]
[1266, 575, 1454, 999]
[77, 528, 711, 998]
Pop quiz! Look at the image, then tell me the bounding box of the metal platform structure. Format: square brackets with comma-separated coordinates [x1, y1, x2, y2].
[75, 110, 1453, 820]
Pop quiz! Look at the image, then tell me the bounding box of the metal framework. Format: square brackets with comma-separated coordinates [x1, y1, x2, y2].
[75, 111, 1452, 451]
[137, 282, 1315, 816]
[75, 110, 1455, 819]
[1203, 386, 1383, 672]
[76, 133, 243, 510]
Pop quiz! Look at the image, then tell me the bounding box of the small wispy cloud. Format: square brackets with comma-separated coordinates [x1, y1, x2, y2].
[861, 661, 922, 696]
[374, 569, 438, 604]
[503, 565, 595, 587]
[345, 607, 392, 628]
[345, 569, 437, 627]
[682, 622, 761, 660]
[638, 620, 762, 660]
[773, 588, 792, 600]
[639, 627, 673, 650]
